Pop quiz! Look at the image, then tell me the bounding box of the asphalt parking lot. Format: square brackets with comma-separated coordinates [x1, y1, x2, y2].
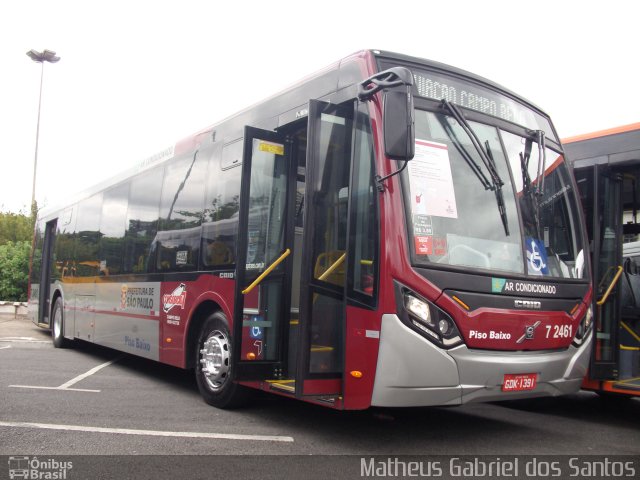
[1, 313, 638, 478]
[0, 314, 301, 456]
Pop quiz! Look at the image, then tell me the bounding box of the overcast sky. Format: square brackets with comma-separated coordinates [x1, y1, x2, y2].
[1, 0, 638, 214]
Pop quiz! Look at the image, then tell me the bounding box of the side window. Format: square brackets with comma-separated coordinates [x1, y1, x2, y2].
[124, 168, 162, 274]
[348, 108, 377, 301]
[156, 152, 207, 272]
[99, 183, 130, 275]
[52, 206, 76, 281]
[75, 194, 103, 277]
[221, 139, 242, 169]
[202, 142, 241, 268]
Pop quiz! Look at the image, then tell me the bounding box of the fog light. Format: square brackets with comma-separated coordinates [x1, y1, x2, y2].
[438, 319, 450, 335]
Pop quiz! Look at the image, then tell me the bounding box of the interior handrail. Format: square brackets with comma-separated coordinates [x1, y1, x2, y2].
[318, 253, 346, 282]
[242, 249, 291, 295]
[597, 265, 623, 306]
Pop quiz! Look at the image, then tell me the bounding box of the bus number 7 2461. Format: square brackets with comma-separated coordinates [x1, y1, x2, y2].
[546, 325, 573, 339]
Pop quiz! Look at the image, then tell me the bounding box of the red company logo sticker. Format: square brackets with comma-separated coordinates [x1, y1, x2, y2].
[162, 283, 187, 313]
[414, 236, 433, 255]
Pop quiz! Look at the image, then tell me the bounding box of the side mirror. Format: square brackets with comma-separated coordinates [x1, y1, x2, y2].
[383, 89, 415, 161]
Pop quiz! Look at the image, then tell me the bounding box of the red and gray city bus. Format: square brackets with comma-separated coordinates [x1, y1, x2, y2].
[564, 123, 640, 398]
[29, 50, 592, 409]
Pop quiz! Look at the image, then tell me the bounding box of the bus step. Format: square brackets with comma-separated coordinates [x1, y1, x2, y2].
[267, 379, 295, 393]
[612, 377, 640, 392]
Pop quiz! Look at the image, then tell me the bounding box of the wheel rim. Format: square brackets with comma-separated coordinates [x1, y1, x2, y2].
[199, 330, 230, 391]
[53, 305, 62, 339]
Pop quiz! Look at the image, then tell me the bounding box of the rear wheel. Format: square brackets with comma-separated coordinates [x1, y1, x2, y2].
[51, 298, 72, 348]
[195, 311, 251, 408]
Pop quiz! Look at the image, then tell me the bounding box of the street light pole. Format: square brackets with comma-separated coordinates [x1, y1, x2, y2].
[26, 49, 60, 212]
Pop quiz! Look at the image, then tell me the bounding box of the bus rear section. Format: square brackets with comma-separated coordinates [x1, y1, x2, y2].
[565, 123, 640, 398]
[28, 50, 593, 410]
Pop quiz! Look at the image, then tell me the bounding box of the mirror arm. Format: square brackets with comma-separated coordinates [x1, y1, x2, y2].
[375, 159, 409, 192]
[358, 66, 415, 192]
[357, 67, 414, 101]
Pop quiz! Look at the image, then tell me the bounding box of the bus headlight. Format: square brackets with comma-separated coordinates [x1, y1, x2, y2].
[405, 294, 431, 325]
[584, 305, 593, 330]
[572, 304, 593, 346]
[401, 290, 463, 349]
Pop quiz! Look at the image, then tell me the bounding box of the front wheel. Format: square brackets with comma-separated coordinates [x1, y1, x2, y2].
[51, 298, 72, 348]
[195, 311, 251, 408]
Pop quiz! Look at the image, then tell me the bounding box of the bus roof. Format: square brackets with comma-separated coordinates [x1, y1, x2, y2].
[39, 49, 559, 220]
[38, 50, 370, 220]
[563, 122, 640, 144]
[563, 122, 640, 169]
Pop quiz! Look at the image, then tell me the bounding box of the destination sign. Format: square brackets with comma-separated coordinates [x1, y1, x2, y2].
[381, 61, 557, 142]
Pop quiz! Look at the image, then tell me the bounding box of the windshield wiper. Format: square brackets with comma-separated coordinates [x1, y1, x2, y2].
[440, 99, 509, 236]
[485, 141, 509, 236]
[534, 130, 546, 196]
[520, 130, 547, 238]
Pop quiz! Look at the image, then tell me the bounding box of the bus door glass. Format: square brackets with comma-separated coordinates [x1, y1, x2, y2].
[39, 219, 57, 325]
[295, 100, 354, 398]
[592, 166, 623, 379]
[232, 127, 294, 380]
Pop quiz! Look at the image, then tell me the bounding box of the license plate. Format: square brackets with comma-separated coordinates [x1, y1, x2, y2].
[502, 373, 537, 392]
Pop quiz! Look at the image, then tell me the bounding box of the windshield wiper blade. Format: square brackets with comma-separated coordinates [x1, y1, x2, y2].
[520, 130, 548, 238]
[535, 130, 546, 196]
[440, 99, 509, 236]
[441, 100, 505, 190]
[486, 140, 509, 236]
[437, 112, 493, 191]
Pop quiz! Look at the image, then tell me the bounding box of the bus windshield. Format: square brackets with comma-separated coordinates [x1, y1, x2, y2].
[404, 108, 587, 279]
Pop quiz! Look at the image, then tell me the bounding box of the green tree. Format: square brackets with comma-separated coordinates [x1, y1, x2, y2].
[0, 240, 31, 301]
[0, 211, 34, 245]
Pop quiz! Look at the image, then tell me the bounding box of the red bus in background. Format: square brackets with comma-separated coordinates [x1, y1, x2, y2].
[29, 50, 592, 409]
[565, 123, 640, 398]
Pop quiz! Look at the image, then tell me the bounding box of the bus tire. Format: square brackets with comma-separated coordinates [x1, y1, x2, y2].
[51, 298, 72, 348]
[195, 311, 251, 409]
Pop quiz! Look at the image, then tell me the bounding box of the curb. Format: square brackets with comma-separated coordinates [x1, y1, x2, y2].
[0, 301, 28, 317]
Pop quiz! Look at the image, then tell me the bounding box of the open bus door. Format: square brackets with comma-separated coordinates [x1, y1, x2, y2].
[232, 127, 295, 380]
[293, 99, 354, 403]
[568, 124, 640, 397]
[233, 100, 355, 406]
[589, 166, 623, 380]
[574, 159, 640, 394]
[38, 219, 57, 327]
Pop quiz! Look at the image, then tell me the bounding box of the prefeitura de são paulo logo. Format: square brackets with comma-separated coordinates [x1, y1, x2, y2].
[162, 283, 187, 313]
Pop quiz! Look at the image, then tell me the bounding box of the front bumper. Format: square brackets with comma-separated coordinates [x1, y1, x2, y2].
[370, 314, 592, 407]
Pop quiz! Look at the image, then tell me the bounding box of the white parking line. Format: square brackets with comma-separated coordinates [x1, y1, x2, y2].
[58, 356, 123, 389]
[0, 420, 294, 442]
[0, 345, 10, 350]
[7, 385, 102, 393]
[9, 355, 124, 393]
[0, 337, 49, 343]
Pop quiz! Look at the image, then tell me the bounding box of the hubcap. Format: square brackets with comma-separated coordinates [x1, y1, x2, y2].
[199, 330, 230, 391]
[53, 305, 62, 339]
